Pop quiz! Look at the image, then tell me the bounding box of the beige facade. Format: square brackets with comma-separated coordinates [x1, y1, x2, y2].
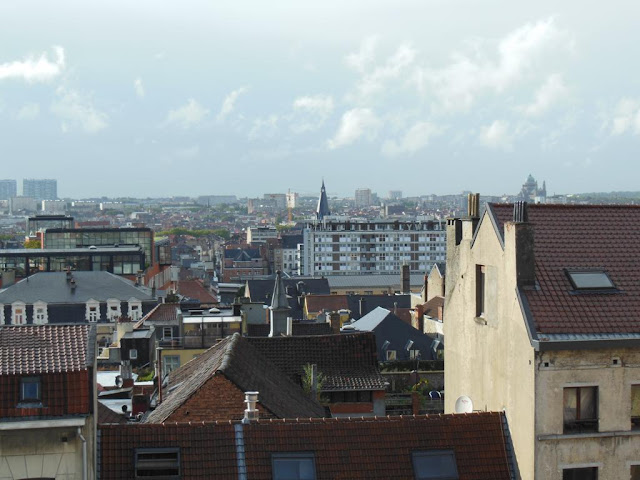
[444, 209, 640, 480]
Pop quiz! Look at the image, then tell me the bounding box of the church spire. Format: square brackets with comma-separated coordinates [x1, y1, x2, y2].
[316, 180, 331, 221]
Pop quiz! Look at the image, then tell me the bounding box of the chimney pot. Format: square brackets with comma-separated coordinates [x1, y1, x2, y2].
[243, 391, 259, 423]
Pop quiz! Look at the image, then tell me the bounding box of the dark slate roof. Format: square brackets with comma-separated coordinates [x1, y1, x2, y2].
[246, 278, 330, 319]
[100, 412, 514, 480]
[0, 271, 156, 304]
[246, 322, 332, 337]
[0, 324, 94, 375]
[488, 203, 640, 335]
[316, 180, 331, 220]
[145, 334, 325, 423]
[98, 401, 129, 425]
[270, 271, 290, 310]
[224, 248, 261, 261]
[246, 332, 387, 391]
[281, 234, 303, 249]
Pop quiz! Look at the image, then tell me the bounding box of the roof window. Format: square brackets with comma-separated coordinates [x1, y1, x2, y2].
[566, 270, 615, 290]
[412, 450, 459, 480]
[272, 452, 316, 480]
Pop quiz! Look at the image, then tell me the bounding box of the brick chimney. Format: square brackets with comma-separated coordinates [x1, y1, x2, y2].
[401, 264, 410, 294]
[507, 201, 535, 287]
[329, 312, 341, 334]
[414, 304, 424, 332]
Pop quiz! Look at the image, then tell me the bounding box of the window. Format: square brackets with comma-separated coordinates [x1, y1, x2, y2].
[563, 387, 598, 433]
[134, 448, 180, 479]
[409, 349, 421, 360]
[632, 385, 640, 429]
[566, 270, 615, 291]
[86, 300, 100, 322]
[631, 465, 640, 480]
[33, 301, 48, 324]
[163, 327, 173, 340]
[20, 376, 41, 402]
[130, 349, 138, 360]
[386, 350, 397, 361]
[128, 299, 142, 321]
[12, 302, 25, 325]
[272, 453, 316, 480]
[162, 355, 180, 377]
[475, 265, 485, 317]
[107, 299, 121, 321]
[412, 450, 459, 480]
[562, 467, 598, 480]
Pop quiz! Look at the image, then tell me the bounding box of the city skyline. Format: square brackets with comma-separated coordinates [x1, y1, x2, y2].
[1, 1, 640, 198]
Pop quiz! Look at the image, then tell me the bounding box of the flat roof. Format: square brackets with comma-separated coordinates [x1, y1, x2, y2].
[0, 246, 144, 256]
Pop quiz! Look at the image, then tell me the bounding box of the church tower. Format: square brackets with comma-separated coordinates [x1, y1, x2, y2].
[316, 180, 331, 221]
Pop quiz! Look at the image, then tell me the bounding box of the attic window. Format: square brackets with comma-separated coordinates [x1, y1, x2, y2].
[272, 453, 316, 480]
[412, 450, 459, 480]
[566, 270, 615, 290]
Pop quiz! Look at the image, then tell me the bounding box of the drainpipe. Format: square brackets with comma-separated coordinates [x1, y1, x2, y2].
[77, 427, 87, 480]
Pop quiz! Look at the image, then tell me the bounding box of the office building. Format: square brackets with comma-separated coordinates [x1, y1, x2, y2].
[23, 178, 57, 200]
[301, 218, 446, 276]
[0, 179, 17, 200]
[355, 188, 372, 207]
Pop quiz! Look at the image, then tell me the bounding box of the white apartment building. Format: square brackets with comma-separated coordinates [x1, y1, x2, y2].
[302, 218, 446, 276]
[247, 225, 278, 244]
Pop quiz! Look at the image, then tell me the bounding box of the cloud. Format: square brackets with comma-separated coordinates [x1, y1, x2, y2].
[345, 36, 378, 73]
[382, 121, 442, 156]
[349, 43, 417, 102]
[609, 98, 640, 136]
[0, 46, 65, 83]
[479, 120, 513, 150]
[521, 74, 567, 116]
[175, 145, 200, 158]
[249, 115, 279, 141]
[327, 108, 382, 149]
[217, 87, 248, 122]
[51, 88, 108, 133]
[17, 103, 40, 120]
[291, 94, 334, 133]
[165, 99, 209, 129]
[414, 17, 571, 112]
[134, 77, 145, 98]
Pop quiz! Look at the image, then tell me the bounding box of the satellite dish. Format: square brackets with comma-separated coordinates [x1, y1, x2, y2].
[454, 395, 473, 413]
[115, 375, 124, 388]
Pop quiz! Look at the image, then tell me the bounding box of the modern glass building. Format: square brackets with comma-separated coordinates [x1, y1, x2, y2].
[43, 227, 154, 266]
[27, 215, 74, 236]
[0, 246, 145, 278]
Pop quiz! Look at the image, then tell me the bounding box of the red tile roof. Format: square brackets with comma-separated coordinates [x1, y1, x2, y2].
[178, 280, 217, 304]
[424, 296, 444, 320]
[100, 412, 514, 479]
[489, 203, 640, 334]
[146, 334, 325, 423]
[0, 325, 93, 375]
[142, 303, 180, 323]
[304, 294, 349, 314]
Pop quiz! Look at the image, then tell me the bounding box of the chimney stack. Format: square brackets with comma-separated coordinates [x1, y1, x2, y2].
[242, 391, 259, 424]
[401, 264, 410, 294]
[413, 304, 424, 332]
[329, 312, 341, 333]
[509, 202, 535, 287]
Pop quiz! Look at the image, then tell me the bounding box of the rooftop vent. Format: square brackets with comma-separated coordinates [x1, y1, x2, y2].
[242, 391, 259, 424]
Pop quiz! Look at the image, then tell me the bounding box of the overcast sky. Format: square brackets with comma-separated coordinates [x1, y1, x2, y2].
[1, 1, 639, 199]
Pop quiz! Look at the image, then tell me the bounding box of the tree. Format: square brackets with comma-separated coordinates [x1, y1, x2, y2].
[24, 239, 41, 249]
[302, 363, 326, 402]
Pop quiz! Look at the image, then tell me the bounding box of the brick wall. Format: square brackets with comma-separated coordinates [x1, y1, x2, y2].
[164, 374, 277, 423]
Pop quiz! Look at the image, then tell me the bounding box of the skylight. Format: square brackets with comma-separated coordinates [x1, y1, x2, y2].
[566, 270, 615, 290]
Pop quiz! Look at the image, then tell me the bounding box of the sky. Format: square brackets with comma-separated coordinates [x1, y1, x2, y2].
[1, 1, 640, 199]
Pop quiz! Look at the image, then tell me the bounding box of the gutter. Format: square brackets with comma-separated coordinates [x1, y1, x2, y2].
[77, 426, 87, 480]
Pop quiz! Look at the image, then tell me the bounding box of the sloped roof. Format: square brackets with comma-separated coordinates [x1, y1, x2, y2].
[98, 401, 129, 424]
[145, 334, 325, 423]
[0, 271, 155, 304]
[142, 303, 180, 324]
[224, 248, 261, 260]
[305, 294, 349, 314]
[177, 280, 217, 304]
[347, 294, 411, 320]
[489, 203, 640, 335]
[246, 322, 332, 337]
[99, 412, 514, 480]
[424, 295, 444, 320]
[0, 324, 94, 375]
[247, 332, 387, 391]
[281, 234, 303, 249]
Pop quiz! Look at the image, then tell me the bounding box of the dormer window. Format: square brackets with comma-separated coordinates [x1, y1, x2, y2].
[86, 299, 100, 322]
[566, 270, 615, 291]
[33, 301, 48, 324]
[107, 298, 121, 321]
[12, 302, 26, 325]
[128, 298, 142, 322]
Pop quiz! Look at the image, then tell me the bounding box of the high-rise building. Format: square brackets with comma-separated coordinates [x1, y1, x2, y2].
[388, 190, 403, 200]
[302, 218, 446, 276]
[0, 180, 17, 200]
[355, 188, 372, 207]
[23, 179, 57, 200]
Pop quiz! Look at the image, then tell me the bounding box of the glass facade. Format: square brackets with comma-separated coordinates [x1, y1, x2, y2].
[44, 228, 153, 266]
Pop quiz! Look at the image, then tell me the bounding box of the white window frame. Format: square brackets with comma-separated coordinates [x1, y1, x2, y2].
[33, 300, 48, 325]
[86, 299, 100, 323]
[128, 298, 142, 322]
[12, 301, 26, 325]
[386, 350, 397, 361]
[130, 349, 138, 360]
[106, 298, 121, 322]
[0, 303, 4, 325]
